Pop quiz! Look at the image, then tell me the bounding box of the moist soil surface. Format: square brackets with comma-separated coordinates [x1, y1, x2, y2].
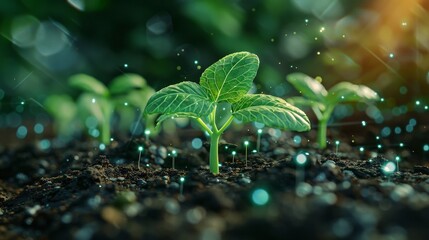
[1, 130, 429, 240]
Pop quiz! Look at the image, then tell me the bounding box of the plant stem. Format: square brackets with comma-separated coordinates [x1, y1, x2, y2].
[209, 132, 220, 174]
[318, 119, 328, 149]
[101, 119, 111, 145]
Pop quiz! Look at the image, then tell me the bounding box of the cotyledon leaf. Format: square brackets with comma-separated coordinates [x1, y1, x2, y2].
[69, 74, 109, 97]
[200, 51, 259, 103]
[286, 73, 328, 102]
[232, 94, 311, 132]
[326, 82, 379, 105]
[143, 81, 215, 119]
[108, 74, 147, 95]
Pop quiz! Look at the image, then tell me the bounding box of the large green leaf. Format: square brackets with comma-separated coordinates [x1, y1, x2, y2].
[109, 74, 147, 95]
[144, 81, 215, 119]
[286, 73, 328, 102]
[69, 74, 109, 97]
[326, 82, 379, 105]
[200, 51, 259, 103]
[232, 94, 311, 132]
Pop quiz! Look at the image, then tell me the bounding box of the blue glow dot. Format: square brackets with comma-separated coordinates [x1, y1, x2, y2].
[382, 162, 396, 174]
[191, 138, 202, 149]
[409, 118, 417, 126]
[16, 126, 28, 139]
[180, 177, 185, 182]
[394, 127, 401, 134]
[85, 116, 98, 129]
[405, 125, 413, 133]
[381, 127, 391, 137]
[89, 128, 100, 137]
[399, 86, 407, 95]
[359, 147, 364, 152]
[416, 100, 421, 106]
[138, 146, 144, 151]
[361, 121, 366, 127]
[124, 64, 128, 68]
[423, 144, 429, 152]
[34, 123, 44, 134]
[377, 144, 382, 149]
[251, 188, 269, 206]
[399, 143, 404, 147]
[99, 144, 106, 151]
[293, 135, 302, 144]
[296, 153, 307, 165]
[38, 139, 51, 150]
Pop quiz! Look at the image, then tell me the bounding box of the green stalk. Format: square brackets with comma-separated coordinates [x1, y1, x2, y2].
[317, 119, 328, 149]
[101, 118, 111, 145]
[209, 132, 221, 174]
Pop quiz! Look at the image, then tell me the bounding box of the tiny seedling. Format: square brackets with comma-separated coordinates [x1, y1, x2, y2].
[144, 52, 310, 174]
[231, 151, 236, 163]
[44, 94, 78, 138]
[244, 140, 249, 166]
[287, 73, 379, 149]
[69, 73, 154, 144]
[256, 128, 262, 152]
[137, 146, 144, 169]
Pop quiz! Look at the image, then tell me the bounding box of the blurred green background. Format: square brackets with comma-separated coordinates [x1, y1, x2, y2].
[0, 0, 428, 147]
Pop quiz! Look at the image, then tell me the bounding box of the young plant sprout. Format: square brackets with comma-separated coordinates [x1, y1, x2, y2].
[232, 150, 237, 163]
[257, 128, 263, 152]
[69, 73, 155, 144]
[137, 146, 144, 169]
[244, 140, 250, 167]
[144, 52, 310, 174]
[395, 156, 401, 172]
[286, 73, 379, 149]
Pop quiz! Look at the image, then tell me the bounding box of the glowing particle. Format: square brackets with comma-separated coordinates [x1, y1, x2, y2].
[124, 64, 128, 68]
[251, 188, 269, 206]
[244, 141, 249, 146]
[295, 153, 307, 165]
[16, 125, 28, 139]
[399, 143, 404, 147]
[423, 144, 429, 152]
[176, 66, 182, 71]
[305, 19, 309, 23]
[232, 151, 236, 156]
[394, 127, 401, 134]
[91, 98, 96, 103]
[362, 121, 367, 127]
[144, 129, 151, 136]
[376, 136, 380, 140]
[342, 34, 346, 38]
[317, 51, 321, 55]
[197, 65, 201, 70]
[180, 177, 185, 183]
[270, 38, 275, 42]
[293, 135, 302, 144]
[401, 21, 407, 26]
[320, 27, 325, 33]
[335, 140, 340, 145]
[377, 144, 382, 149]
[194, 60, 198, 65]
[257, 129, 262, 134]
[34, 123, 44, 134]
[416, 100, 421, 105]
[425, 106, 428, 110]
[124, 102, 128, 106]
[389, 53, 395, 58]
[191, 138, 202, 149]
[382, 161, 396, 175]
[359, 147, 364, 152]
[395, 156, 400, 161]
[99, 144, 106, 151]
[138, 146, 143, 152]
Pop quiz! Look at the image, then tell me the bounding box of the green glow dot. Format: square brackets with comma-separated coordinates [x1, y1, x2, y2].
[244, 141, 249, 146]
[138, 146, 143, 151]
[232, 151, 236, 156]
[180, 177, 185, 183]
[251, 188, 269, 206]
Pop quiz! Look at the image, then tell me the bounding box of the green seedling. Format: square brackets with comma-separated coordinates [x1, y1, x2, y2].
[69, 73, 154, 144]
[44, 94, 79, 138]
[286, 73, 379, 149]
[144, 52, 310, 174]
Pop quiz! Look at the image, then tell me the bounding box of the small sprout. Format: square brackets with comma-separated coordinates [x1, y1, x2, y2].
[232, 150, 237, 163]
[287, 73, 379, 149]
[294, 152, 308, 194]
[257, 128, 263, 152]
[137, 146, 144, 170]
[244, 140, 249, 167]
[144, 52, 310, 174]
[251, 188, 269, 206]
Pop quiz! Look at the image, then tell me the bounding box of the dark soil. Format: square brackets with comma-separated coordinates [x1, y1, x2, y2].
[1, 130, 429, 240]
